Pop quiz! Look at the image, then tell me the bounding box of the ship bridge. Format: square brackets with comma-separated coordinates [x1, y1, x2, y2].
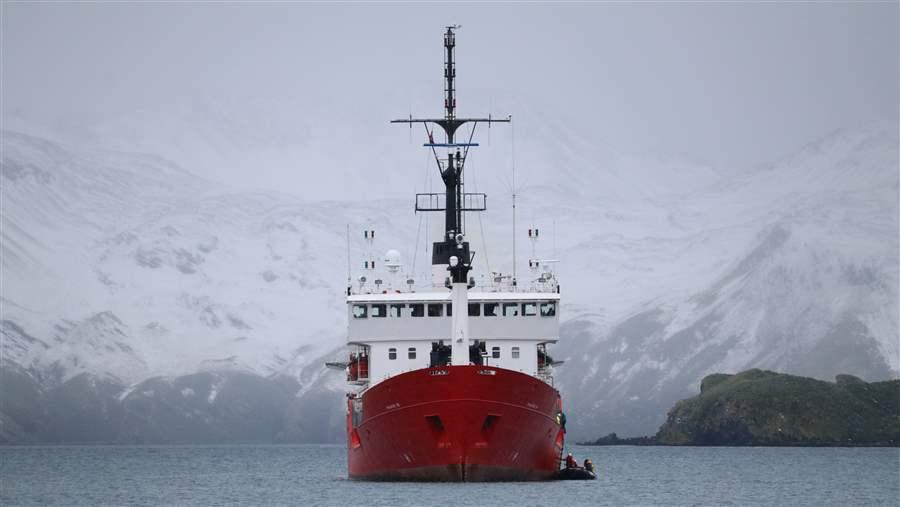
[345, 291, 559, 385]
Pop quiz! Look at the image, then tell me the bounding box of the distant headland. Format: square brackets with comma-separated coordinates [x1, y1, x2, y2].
[581, 369, 899, 447]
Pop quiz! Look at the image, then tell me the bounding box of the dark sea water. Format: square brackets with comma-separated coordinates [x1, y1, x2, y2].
[1, 444, 897, 506]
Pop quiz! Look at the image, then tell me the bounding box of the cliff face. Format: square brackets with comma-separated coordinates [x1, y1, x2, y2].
[656, 370, 900, 446]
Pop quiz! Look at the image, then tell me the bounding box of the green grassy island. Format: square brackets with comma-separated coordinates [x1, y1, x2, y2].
[583, 370, 899, 446]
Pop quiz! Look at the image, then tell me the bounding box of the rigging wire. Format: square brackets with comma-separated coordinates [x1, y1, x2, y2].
[511, 118, 517, 286]
[424, 136, 433, 284]
[410, 210, 424, 277]
[346, 223, 351, 290]
[459, 122, 479, 239]
[469, 142, 492, 277]
[409, 147, 429, 277]
[424, 124, 442, 175]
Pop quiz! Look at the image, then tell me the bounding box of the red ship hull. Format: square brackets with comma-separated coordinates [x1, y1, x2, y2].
[347, 365, 565, 481]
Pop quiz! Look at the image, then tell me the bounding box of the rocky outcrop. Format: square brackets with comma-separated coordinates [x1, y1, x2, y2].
[655, 370, 900, 446]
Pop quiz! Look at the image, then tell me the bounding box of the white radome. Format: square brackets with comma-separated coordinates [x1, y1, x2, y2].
[384, 249, 402, 273]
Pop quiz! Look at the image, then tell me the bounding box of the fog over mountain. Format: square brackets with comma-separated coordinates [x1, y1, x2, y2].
[1, 110, 896, 442]
[1, 4, 898, 443]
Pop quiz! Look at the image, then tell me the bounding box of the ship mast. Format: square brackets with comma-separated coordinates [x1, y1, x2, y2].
[391, 25, 510, 285]
[391, 26, 509, 366]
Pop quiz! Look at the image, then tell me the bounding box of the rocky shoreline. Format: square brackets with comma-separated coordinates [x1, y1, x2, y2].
[581, 370, 900, 447]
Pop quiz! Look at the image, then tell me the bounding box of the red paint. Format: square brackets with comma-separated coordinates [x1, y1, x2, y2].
[347, 365, 565, 481]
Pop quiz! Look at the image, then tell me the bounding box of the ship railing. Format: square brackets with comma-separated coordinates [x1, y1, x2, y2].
[348, 278, 559, 296]
[458, 278, 560, 294]
[537, 368, 554, 387]
[415, 192, 487, 212]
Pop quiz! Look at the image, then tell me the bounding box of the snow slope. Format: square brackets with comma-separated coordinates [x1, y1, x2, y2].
[1, 110, 896, 442]
[555, 120, 899, 437]
[1, 127, 416, 385]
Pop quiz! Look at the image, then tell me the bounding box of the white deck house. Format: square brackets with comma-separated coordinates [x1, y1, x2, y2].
[345, 291, 560, 386]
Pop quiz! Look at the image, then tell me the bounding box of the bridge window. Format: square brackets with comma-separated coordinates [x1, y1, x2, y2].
[540, 302, 557, 317]
[388, 348, 397, 360]
[408, 347, 416, 359]
[371, 304, 386, 318]
[483, 303, 499, 317]
[491, 346, 500, 359]
[352, 305, 367, 318]
[503, 303, 519, 317]
[468, 303, 480, 316]
[447, 303, 452, 316]
[410, 304, 425, 317]
[522, 302, 537, 316]
[512, 347, 520, 358]
[427, 303, 444, 317]
[389, 304, 404, 317]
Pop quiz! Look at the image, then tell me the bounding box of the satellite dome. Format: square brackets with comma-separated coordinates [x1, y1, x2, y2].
[384, 249, 402, 272]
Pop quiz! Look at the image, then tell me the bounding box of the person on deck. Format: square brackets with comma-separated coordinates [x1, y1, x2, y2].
[556, 411, 567, 431]
[565, 453, 578, 469]
[583, 458, 594, 473]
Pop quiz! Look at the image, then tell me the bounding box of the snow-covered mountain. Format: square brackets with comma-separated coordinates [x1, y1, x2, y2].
[555, 120, 899, 437]
[1, 110, 896, 443]
[3, 129, 341, 382]
[0, 123, 414, 442]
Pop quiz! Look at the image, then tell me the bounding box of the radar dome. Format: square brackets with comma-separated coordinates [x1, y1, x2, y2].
[384, 249, 402, 272]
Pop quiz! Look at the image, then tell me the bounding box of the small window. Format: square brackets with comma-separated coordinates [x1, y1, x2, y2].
[468, 303, 481, 316]
[389, 304, 404, 318]
[512, 347, 520, 359]
[540, 302, 557, 317]
[352, 305, 367, 319]
[427, 303, 443, 317]
[408, 347, 416, 359]
[483, 303, 499, 317]
[446, 303, 452, 316]
[388, 348, 397, 360]
[503, 303, 519, 317]
[371, 304, 386, 318]
[491, 346, 500, 359]
[410, 304, 425, 317]
[522, 303, 537, 316]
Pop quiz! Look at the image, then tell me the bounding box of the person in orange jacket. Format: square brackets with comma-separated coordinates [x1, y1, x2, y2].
[565, 453, 578, 469]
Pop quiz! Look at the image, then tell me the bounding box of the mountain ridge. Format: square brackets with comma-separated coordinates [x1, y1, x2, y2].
[1, 116, 896, 442]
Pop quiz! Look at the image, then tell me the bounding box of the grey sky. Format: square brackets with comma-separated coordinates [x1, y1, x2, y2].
[3, 2, 898, 176]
